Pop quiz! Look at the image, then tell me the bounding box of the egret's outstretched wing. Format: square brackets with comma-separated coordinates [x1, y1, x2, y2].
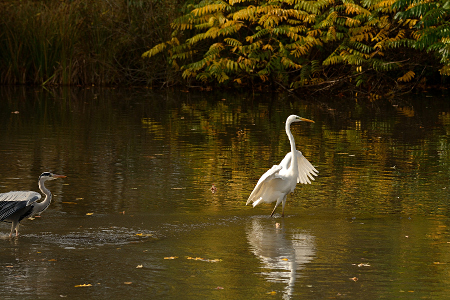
[0, 191, 41, 221]
[280, 151, 318, 184]
[246, 165, 283, 206]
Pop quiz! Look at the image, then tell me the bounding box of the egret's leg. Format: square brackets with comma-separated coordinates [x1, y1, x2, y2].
[270, 199, 282, 217]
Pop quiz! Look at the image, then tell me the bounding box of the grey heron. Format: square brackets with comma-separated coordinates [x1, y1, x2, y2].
[246, 115, 318, 217]
[0, 172, 66, 237]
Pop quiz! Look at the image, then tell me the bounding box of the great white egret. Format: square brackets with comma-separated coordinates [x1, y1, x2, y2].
[246, 115, 318, 217]
[0, 172, 66, 237]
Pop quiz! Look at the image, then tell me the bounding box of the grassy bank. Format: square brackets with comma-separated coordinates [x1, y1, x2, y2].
[0, 0, 180, 86]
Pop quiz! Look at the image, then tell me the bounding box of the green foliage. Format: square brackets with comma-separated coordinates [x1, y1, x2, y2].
[1, 0, 447, 89]
[143, 0, 448, 92]
[394, 0, 450, 75]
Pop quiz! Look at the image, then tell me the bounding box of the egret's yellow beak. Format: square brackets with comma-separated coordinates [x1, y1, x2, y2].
[300, 117, 314, 123]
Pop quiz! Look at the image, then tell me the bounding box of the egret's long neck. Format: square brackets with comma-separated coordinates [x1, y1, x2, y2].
[286, 121, 298, 172]
[35, 179, 52, 213]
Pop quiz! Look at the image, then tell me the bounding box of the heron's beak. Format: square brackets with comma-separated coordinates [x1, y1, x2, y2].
[53, 174, 67, 178]
[300, 117, 314, 123]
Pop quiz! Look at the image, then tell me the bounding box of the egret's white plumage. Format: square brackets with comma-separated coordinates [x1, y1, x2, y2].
[0, 172, 66, 237]
[246, 115, 318, 217]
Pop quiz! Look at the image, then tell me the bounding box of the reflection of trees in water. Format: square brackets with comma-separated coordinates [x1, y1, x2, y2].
[2, 88, 450, 217]
[246, 217, 315, 299]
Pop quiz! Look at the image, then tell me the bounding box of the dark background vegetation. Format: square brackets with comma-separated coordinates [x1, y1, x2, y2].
[0, 0, 183, 86]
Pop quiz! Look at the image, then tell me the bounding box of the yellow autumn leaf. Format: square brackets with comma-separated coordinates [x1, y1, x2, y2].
[187, 256, 204, 260]
[136, 233, 153, 237]
[75, 284, 92, 287]
[86, 213, 94, 216]
[136, 265, 143, 268]
[397, 70, 415, 82]
[164, 256, 178, 260]
[124, 282, 132, 285]
[186, 256, 222, 262]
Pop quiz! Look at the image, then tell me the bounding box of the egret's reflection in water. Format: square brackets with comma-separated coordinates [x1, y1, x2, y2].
[246, 217, 315, 298]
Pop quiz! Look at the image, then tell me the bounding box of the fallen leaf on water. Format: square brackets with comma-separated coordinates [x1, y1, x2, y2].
[124, 282, 132, 285]
[350, 277, 358, 282]
[28, 217, 35, 220]
[136, 233, 153, 237]
[164, 256, 178, 260]
[186, 256, 222, 262]
[5, 266, 13, 268]
[62, 202, 78, 205]
[187, 256, 200, 260]
[76, 198, 84, 200]
[358, 263, 370, 267]
[86, 213, 94, 216]
[48, 259, 57, 262]
[75, 284, 92, 287]
[281, 258, 289, 261]
[267, 291, 277, 295]
[136, 265, 143, 268]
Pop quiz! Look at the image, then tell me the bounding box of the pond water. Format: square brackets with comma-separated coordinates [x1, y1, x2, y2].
[1, 87, 450, 299]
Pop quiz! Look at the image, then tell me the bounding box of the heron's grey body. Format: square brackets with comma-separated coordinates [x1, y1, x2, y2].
[246, 115, 318, 217]
[0, 172, 65, 237]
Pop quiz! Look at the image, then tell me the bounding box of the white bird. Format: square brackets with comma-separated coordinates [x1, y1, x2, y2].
[0, 172, 66, 237]
[246, 115, 318, 217]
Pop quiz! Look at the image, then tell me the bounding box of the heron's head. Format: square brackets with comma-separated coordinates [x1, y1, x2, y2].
[39, 172, 67, 181]
[287, 115, 314, 124]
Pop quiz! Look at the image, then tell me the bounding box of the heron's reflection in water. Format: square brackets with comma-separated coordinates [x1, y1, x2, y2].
[246, 217, 315, 298]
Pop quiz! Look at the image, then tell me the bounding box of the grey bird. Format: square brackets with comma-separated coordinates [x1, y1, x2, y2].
[0, 172, 66, 237]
